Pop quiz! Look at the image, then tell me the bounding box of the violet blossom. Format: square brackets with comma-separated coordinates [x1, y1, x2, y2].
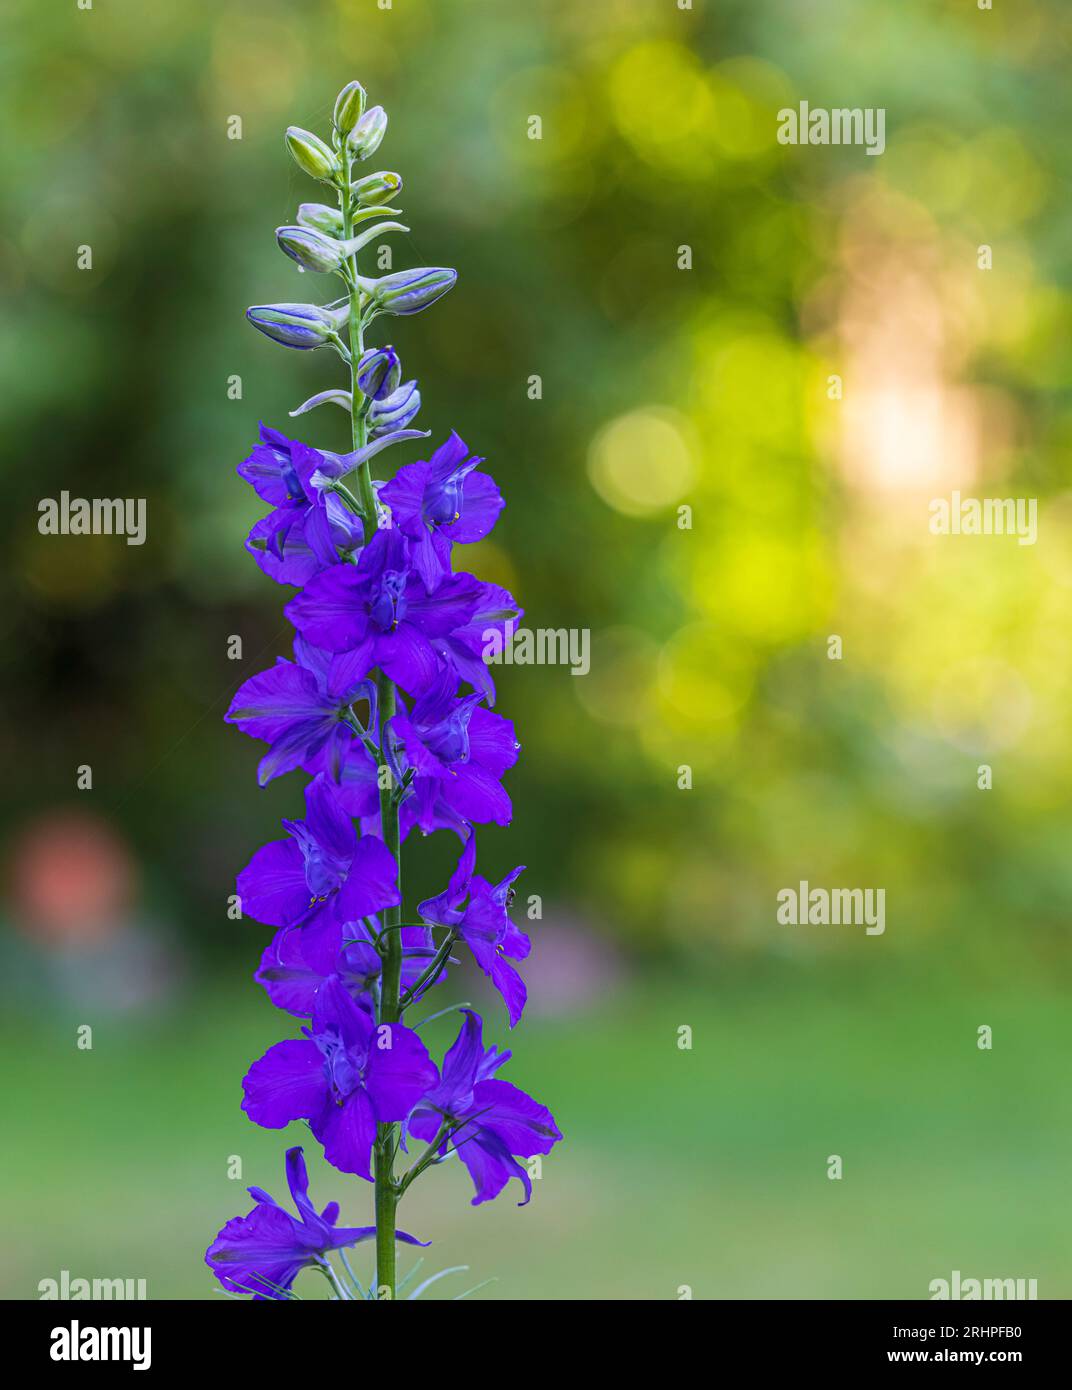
[207, 74, 561, 1303]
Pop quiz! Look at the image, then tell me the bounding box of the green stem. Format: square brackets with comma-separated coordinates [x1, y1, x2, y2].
[374, 673, 401, 1296]
[338, 149, 403, 1300]
[397, 1118, 452, 1195]
[340, 145, 377, 541]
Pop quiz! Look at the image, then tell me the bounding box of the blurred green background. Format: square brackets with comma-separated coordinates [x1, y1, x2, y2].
[3, 0, 1071, 1299]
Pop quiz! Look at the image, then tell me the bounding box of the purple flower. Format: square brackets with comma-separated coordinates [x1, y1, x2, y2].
[239, 425, 431, 586]
[430, 581, 521, 707]
[239, 426, 361, 587]
[242, 978, 438, 1179]
[256, 920, 437, 1018]
[205, 1145, 425, 1299]
[285, 528, 494, 696]
[418, 833, 528, 1026]
[409, 1011, 560, 1205]
[379, 432, 504, 591]
[388, 668, 519, 838]
[305, 727, 382, 822]
[236, 773, 400, 961]
[226, 637, 375, 787]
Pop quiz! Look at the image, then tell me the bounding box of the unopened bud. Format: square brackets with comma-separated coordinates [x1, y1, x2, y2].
[360, 266, 457, 316]
[333, 81, 367, 136]
[276, 226, 347, 274]
[370, 379, 421, 433]
[352, 170, 403, 206]
[349, 105, 388, 160]
[296, 203, 345, 235]
[356, 346, 402, 401]
[285, 126, 340, 182]
[246, 302, 347, 350]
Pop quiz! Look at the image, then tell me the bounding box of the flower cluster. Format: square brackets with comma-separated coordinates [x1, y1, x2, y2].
[206, 79, 561, 1302]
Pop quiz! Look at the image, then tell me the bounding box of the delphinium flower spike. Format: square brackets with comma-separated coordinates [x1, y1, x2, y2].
[207, 77, 561, 1302]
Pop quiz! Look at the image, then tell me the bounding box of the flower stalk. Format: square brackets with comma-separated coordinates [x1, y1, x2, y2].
[207, 76, 562, 1305]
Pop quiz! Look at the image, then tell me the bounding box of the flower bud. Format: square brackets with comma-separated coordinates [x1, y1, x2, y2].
[333, 81, 367, 136]
[284, 126, 340, 182]
[296, 203, 345, 235]
[276, 226, 347, 274]
[246, 302, 346, 350]
[356, 346, 402, 401]
[348, 105, 388, 160]
[352, 170, 403, 206]
[370, 379, 421, 433]
[360, 266, 457, 316]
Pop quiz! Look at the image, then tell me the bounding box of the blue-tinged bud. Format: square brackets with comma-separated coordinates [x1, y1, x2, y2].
[296, 203, 345, 235]
[276, 225, 347, 274]
[356, 346, 402, 401]
[348, 105, 387, 160]
[333, 81, 367, 136]
[370, 379, 421, 433]
[285, 127, 340, 182]
[352, 170, 403, 206]
[246, 302, 346, 350]
[360, 266, 457, 316]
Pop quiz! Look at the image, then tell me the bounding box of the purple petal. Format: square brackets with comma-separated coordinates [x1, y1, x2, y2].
[284, 1146, 318, 1224]
[444, 470, 504, 544]
[467, 935, 527, 1027]
[242, 1039, 327, 1128]
[334, 833, 401, 921]
[256, 926, 326, 1016]
[237, 426, 302, 506]
[238, 839, 309, 928]
[286, 567, 371, 653]
[376, 624, 440, 695]
[468, 707, 519, 779]
[313, 975, 375, 1054]
[471, 1079, 561, 1155]
[378, 461, 428, 527]
[307, 730, 381, 818]
[417, 834, 475, 927]
[437, 1008, 486, 1098]
[246, 506, 322, 588]
[404, 572, 486, 638]
[314, 1089, 377, 1180]
[206, 1206, 308, 1298]
[227, 659, 326, 742]
[426, 431, 470, 486]
[365, 1022, 439, 1120]
[444, 762, 513, 827]
[302, 774, 358, 879]
[456, 1133, 532, 1206]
